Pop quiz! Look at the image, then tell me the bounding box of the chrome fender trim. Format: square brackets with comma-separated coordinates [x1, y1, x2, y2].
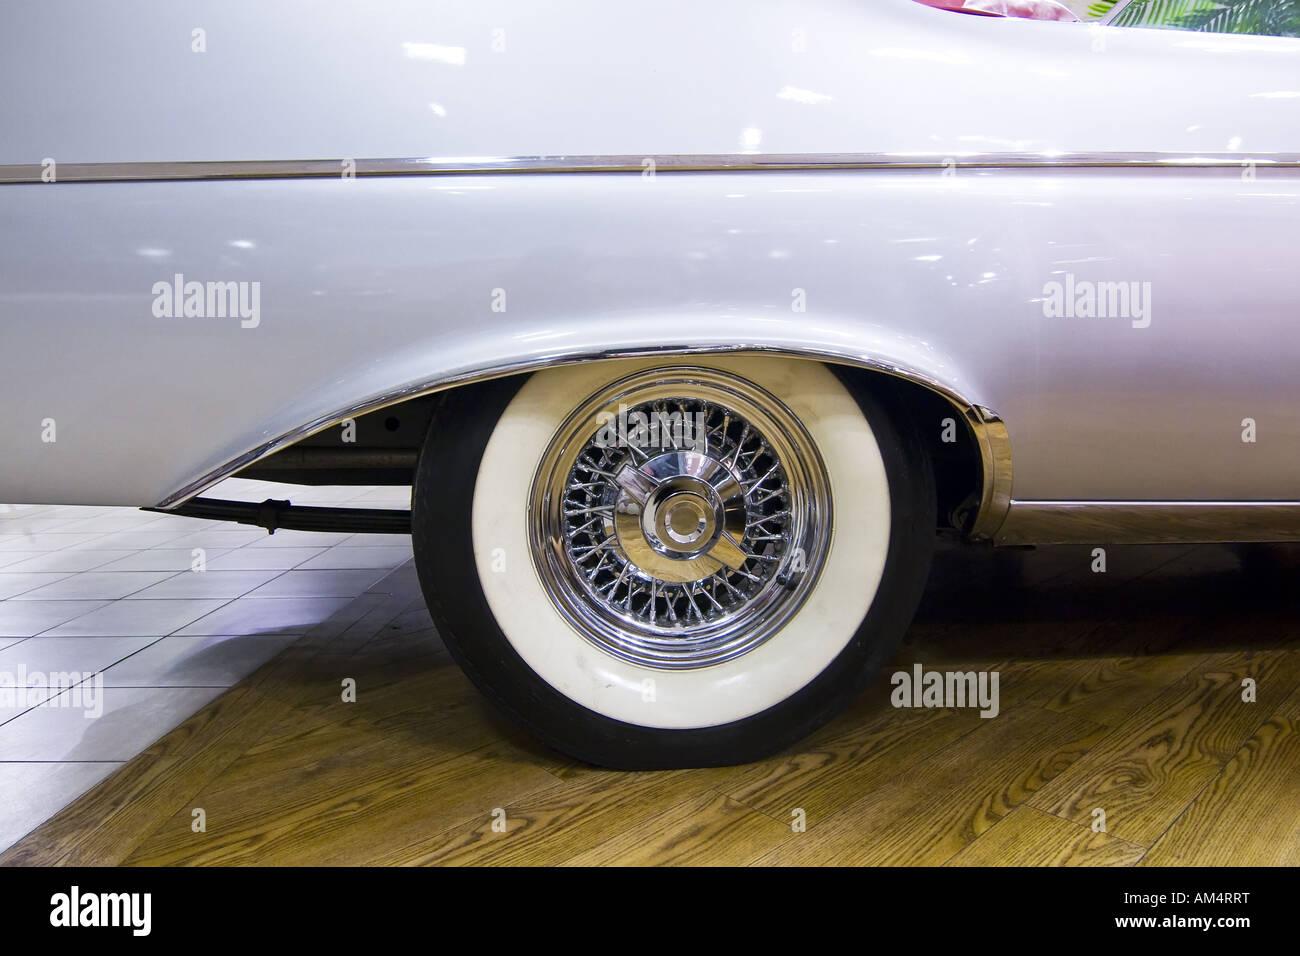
[152, 345, 1016, 541]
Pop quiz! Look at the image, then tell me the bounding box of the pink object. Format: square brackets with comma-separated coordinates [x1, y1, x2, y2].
[914, 0, 1079, 20]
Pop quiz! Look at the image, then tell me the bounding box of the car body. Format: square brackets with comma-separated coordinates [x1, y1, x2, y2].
[2, 0, 1298, 765]
[3, 0, 1298, 533]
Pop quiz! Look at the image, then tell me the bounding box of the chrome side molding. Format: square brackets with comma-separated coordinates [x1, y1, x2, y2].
[3, 151, 1300, 185]
[995, 501, 1300, 545]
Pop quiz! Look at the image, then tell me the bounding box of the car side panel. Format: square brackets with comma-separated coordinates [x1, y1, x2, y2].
[0, 168, 1296, 506]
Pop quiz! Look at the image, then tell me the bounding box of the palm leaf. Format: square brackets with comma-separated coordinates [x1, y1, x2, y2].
[1113, 0, 1300, 35]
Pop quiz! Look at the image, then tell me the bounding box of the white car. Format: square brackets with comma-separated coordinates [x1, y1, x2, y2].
[1, 0, 1297, 767]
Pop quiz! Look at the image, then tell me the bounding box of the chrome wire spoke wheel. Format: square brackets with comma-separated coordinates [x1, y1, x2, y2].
[530, 368, 831, 669]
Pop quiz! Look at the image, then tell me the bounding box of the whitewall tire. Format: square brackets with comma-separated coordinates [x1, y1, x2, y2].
[413, 356, 934, 769]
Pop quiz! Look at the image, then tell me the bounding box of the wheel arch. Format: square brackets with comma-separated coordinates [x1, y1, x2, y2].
[159, 344, 1013, 542]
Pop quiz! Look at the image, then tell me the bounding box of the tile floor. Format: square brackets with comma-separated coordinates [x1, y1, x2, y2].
[0, 478, 413, 851]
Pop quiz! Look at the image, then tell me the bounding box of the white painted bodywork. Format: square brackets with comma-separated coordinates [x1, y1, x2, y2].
[1, 0, 1298, 509]
[4, 0, 1297, 161]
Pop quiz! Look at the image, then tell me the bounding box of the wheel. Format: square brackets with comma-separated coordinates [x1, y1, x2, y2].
[412, 356, 934, 769]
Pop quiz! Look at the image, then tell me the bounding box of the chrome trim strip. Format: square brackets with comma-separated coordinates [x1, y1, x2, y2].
[4, 151, 1299, 184]
[152, 345, 1015, 541]
[995, 500, 1300, 545]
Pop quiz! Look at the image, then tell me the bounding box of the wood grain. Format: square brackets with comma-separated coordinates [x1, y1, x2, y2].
[368, 765, 741, 866]
[946, 806, 1146, 866]
[1141, 676, 1300, 866]
[753, 706, 1107, 866]
[564, 791, 789, 866]
[1025, 650, 1300, 846]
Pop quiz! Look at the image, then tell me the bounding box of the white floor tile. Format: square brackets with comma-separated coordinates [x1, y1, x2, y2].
[41, 599, 227, 637]
[0, 762, 123, 853]
[130, 569, 285, 600]
[244, 530, 356, 548]
[0, 635, 160, 677]
[93, 548, 234, 572]
[0, 549, 137, 573]
[0, 601, 110, 638]
[246, 568, 390, 598]
[135, 514, 225, 533]
[0, 686, 225, 761]
[204, 547, 327, 570]
[101, 633, 300, 687]
[0, 572, 73, 600]
[13, 571, 176, 601]
[0, 518, 86, 534]
[341, 533, 415, 548]
[55, 513, 172, 533]
[0, 635, 162, 722]
[70, 530, 190, 550]
[298, 546, 414, 570]
[0, 532, 109, 552]
[174, 596, 353, 635]
[157, 530, 270, 550]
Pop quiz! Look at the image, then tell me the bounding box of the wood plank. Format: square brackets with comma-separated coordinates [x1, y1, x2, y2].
[723, 703, 983, 826]
[1141, 675, 1300, 866]
[563, 791, 790, 866]
[122, 742, 562, 866]
[1026, 650, 1300, 846]
[372, 765, 741, 866]
[1039, 650, 1205, 728]
[946, 805, 1146, 866]
[754, 706, 1106, 866]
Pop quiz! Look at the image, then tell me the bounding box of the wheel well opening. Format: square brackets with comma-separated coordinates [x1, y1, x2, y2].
[234, 361, 987, 538]
[831, 367, 985, 537]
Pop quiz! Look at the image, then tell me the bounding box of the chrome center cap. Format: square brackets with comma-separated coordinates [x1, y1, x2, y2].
[645, 479, 721, 557]
[612, 451, 749, 583]
[667, 500, 705, 538]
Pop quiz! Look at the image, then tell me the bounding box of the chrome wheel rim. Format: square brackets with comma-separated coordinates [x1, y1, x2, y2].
[529, 367, 831, 669]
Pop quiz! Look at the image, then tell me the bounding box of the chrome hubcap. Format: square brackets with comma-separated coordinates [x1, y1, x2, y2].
[615, 451, 747, 580]
[530, 367, 832, 669]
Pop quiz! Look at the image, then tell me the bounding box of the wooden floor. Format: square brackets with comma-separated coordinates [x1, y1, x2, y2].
[4, 541, 1298, 866]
